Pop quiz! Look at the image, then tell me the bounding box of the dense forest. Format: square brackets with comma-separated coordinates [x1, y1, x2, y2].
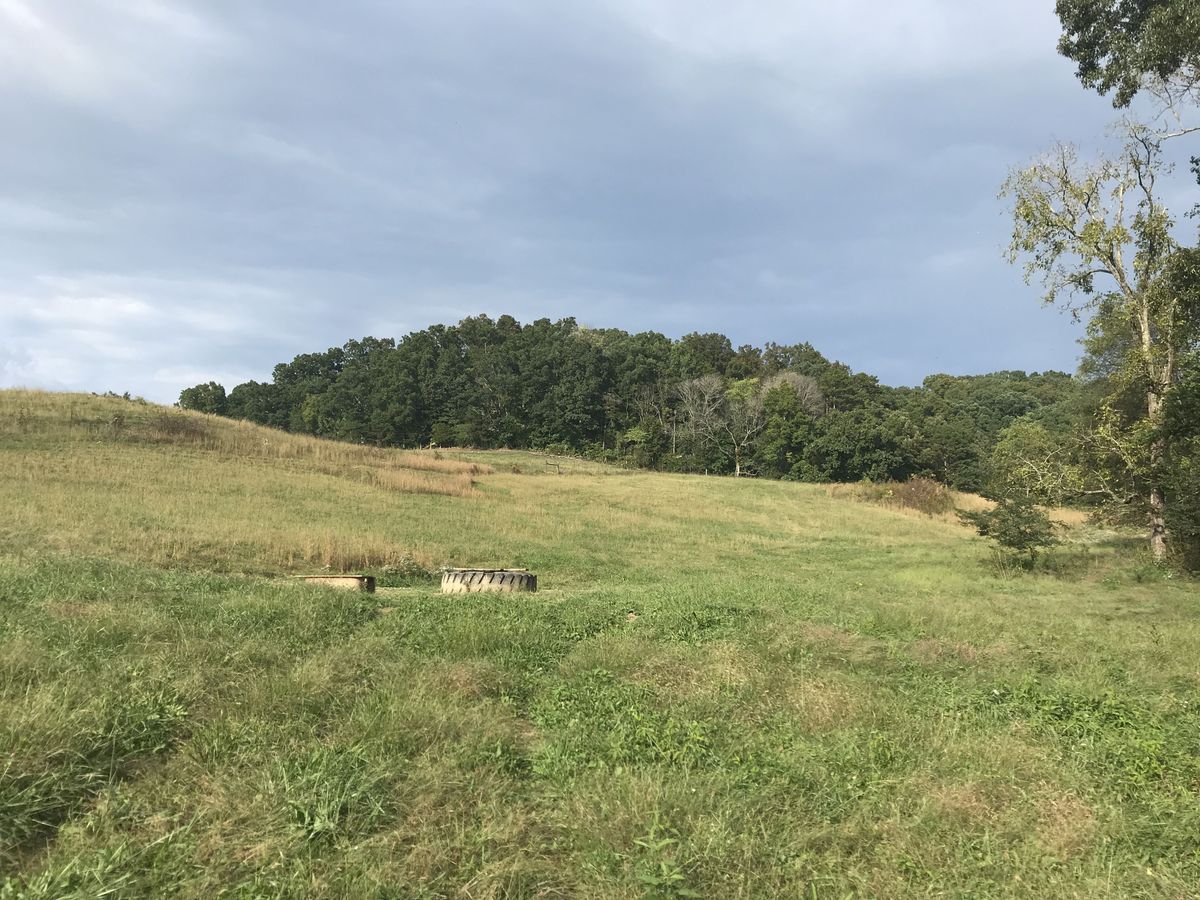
[179, 315, 1087, 494]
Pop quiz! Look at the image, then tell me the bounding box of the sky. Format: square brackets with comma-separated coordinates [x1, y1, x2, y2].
[0, 0, 1171, 402]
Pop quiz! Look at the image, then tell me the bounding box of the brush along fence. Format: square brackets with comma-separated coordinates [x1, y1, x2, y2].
[441, 568, 537, 593]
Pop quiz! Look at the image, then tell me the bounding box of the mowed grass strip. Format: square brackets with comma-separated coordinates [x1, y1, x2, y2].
[0, 390, 1198, 897]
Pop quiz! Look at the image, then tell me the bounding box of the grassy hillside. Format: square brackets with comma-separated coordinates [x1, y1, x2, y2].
[1, 390, 1198, 898]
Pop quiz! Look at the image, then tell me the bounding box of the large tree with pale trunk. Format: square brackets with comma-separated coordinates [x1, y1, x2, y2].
[1002, 124, 1196, 559]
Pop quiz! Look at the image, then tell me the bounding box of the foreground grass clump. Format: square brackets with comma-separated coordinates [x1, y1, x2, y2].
[1, 390, 1198, 897]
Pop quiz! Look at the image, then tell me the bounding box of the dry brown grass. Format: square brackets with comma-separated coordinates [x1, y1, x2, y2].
[928, 782, 1001, 826]
[910, 637, 983, 666]
[830, 481, 1094, 533]
[0, 390, 492, 572]
[627, 641, 756, 700]
[0, 389, 490, 482]
[948, 491, 1091, 528]
[1035, 789, 1098, 859]
[392, 451, 494, 476]
[781, 675, 861, 731]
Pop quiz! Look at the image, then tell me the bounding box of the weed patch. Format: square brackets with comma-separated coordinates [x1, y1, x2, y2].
[846, 476, 958, 516]
[533, 670, 716, 776]
[0, 679, 188, 866]
[978, 679, 1200, 800]
[270, 746, 392, 846]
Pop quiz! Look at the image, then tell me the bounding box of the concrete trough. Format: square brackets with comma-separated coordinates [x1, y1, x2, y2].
[295, 574, 376, 592]
[441, 568, 537, 594]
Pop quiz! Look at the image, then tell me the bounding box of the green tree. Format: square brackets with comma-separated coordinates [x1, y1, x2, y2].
[725, 344, 764, 380]
[587, 329, 672, 432]
[1002, 125, 1187, 559]
[802, 405, 920, 483]
[1161, 253, 1200, 567]
[671, 332, 735, 379]
[516, 319, 609, 448]
[988, 420, 1085, 505]
[225, 380, 285, 427]
[271, 347, 345, 433]
[753, 374, 824, 479]
[1056, 0, 1200, 109]
[178, 382, 227, 415]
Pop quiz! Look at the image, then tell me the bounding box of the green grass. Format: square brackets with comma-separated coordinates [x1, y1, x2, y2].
[1, 390, 1198, 897]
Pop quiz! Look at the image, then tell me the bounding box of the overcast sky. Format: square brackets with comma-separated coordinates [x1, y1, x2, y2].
[0, 0, 1162, 401]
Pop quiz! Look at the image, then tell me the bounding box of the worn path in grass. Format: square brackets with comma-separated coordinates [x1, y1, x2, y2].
[1, 390, 1198, 897]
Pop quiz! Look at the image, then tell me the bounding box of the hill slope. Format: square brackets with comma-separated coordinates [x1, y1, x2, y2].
[1, 390, 1198, 897]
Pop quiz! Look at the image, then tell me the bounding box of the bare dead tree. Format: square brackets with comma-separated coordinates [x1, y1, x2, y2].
[677, 373, 824, 477]
[762, 372, 826, 418]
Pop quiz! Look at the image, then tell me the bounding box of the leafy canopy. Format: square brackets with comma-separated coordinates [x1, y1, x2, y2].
[1056, 0, 1200, 107]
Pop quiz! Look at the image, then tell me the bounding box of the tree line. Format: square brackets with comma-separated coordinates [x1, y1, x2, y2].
[180, 316, 1083, 495]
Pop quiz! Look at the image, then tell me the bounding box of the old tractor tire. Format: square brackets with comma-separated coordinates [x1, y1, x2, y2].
[441, 568, 537, 594]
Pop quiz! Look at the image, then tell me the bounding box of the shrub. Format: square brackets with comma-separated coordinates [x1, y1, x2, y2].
[890, 476, 957, 515]
[959, 496, 1058, 565]
[855, 476, 956, 516]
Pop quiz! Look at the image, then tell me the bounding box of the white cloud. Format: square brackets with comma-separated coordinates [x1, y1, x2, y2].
[0, 198, 95, 233]
[0, 274, 298, 400]
[609, 0, 1059, 77]
[0, 0, 230, 109]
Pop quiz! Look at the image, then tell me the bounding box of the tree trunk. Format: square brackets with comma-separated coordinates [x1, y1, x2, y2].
[1149, 483, 1168, 561]
[1147, 389, 1168, 561]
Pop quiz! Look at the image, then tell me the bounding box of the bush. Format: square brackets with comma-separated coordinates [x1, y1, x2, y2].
[855, 476, 956, 516]
[959, 496, 1058, 565]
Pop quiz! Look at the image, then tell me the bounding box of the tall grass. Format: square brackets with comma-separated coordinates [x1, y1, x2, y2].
[0, 390, 491, 478]
[0, 391, 491, 573]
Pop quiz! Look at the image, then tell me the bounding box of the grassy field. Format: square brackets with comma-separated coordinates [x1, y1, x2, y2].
[1, 389, 1198, 898]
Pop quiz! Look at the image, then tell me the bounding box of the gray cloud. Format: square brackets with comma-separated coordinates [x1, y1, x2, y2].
[0, 0, 1161, 401]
